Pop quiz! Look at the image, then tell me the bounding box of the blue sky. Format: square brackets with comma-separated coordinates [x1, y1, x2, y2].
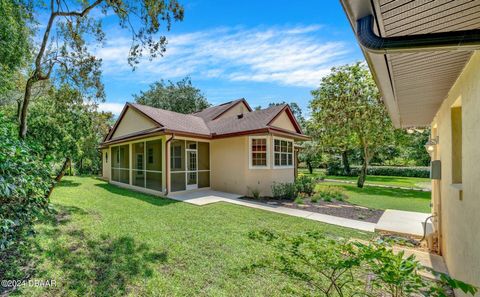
[93, 0, 364, 116]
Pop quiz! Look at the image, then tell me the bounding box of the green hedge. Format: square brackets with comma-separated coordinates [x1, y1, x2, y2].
[327, 165, 430, 178]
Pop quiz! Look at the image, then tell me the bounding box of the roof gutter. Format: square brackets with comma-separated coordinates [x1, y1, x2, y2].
[357, 15, 480, 54]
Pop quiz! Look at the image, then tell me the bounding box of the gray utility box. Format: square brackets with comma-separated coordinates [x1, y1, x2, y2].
[430, 160, 441, 180]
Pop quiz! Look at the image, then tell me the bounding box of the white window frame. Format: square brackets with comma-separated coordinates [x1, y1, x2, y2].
[273, 136, 294, 169]
[249, 136, 270, 169]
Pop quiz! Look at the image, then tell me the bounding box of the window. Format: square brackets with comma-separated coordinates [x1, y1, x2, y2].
[105, 152, 108, 163]
[171, 144, 183, 170]
[274, 139, 293, 167]
[250, 137, 268, 168]
[111, 145, 130, 184]
[136, 154, 144, 171]
[148, 148, 154, 164]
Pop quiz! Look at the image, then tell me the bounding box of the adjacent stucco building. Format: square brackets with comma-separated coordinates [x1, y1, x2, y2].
[100, 99, 308, 197]
[340, 1, 480, 294]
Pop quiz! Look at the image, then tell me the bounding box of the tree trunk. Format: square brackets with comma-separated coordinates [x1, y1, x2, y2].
[19, 77, 35, 139]
[307, 161, 313, 174]
[69, 159, 72, 176]
[341, 150, 351, 175]
[357, 144, 369, 188]
[16, 99, 22, 123]
[357, 160, 367, 188]
[45, 157, 71, 199]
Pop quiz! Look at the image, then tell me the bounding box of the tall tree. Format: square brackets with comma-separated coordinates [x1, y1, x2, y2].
[0, 0, 31, 95]
[26, 84, 114, 178]
[268, 101, 306, 129]
[18, 0, 184, 139]
[298, 141, 323, 174]
[310, 63, 393, 187]
[134, 77, 210, 113]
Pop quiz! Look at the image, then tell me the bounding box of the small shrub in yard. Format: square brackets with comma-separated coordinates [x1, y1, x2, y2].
[295, 175, 315, 196]
[248, 187, 260, 199]
[271, 182, 297, 200]
[294, 193, 307, 204]
[248, 230, 478, 297]
[315, 186, 348, 202]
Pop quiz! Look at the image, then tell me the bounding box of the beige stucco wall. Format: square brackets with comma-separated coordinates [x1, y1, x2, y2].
[270, 110, 297, 132]
[112, 107, 157, 138]
[210, 134, 295, 197]
[431, 51, 480, 295]
[216, 101, 250, 119]
[102, 148, 110, 180]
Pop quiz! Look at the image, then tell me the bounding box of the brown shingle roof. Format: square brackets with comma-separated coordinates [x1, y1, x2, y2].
[192, 98, 250, 121]
[130, 103, 211, 136]
[207, 104, 286, 135]
[104, 100, 307, 143]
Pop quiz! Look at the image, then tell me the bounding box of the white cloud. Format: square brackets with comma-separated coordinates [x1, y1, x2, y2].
[98, 102, 125, 115]
[95, 24, 354, 87]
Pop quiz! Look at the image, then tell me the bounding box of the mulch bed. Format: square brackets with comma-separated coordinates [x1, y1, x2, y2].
[241, 197, 384, 223]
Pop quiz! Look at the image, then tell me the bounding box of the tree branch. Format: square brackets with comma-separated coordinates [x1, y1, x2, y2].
[55, 0, 103, 18]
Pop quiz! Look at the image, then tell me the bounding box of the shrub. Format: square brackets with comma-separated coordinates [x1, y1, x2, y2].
[295, 175, 315, 196]
[315, 186, 348, 202]
[0, 114, 53, 279]
[310, 194, 320, 203]
[271, 182, 297, 200]
[327, 165, 430, 178]
[293, 196, 303, 204]
[249, 187, 260, 199]
[248, 230, 478, 297]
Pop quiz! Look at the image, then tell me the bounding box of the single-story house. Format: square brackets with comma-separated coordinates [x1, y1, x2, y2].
[340, 0, 480, 294]
[100, 98, 309, 197]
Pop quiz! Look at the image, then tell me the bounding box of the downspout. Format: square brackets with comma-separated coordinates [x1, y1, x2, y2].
[165, 134, 174, 195]
[356, 15, 480, 54]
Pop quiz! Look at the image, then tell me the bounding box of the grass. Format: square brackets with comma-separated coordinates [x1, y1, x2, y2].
[18, 176, 371, 296]
[316, 182, 431, 213]
[299, 168, 430, 189]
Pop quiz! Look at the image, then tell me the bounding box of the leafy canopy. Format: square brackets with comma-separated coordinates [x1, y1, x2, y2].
[310, 63, 394, 186]
[17, 0, 184, 138]
[134, 77, 210, 114]
[0, 0, 31, 94]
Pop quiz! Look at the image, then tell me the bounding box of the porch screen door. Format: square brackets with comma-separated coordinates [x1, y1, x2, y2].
[186, 150, 198, 190]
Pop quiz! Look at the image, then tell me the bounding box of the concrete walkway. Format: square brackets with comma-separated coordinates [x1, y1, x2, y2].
[375, 209, 433, 237]
[167, 189, 376, 232]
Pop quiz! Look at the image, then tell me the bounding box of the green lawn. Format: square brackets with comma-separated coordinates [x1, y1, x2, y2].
[20, 176, 371, 296]
[317, 182, 431, 213]
[299, 168, 430, 189]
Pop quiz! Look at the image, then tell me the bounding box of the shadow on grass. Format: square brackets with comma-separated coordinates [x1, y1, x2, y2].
[30, 205, 168, 296]
[331, 183, 431, 200]
[57, 179, 81, 187]
[94, 183, 178, 207]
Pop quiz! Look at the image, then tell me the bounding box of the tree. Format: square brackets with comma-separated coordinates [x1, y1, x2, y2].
[0, 0, 31, 95]
[17, 0, 184, 139]
[268, 101, 306, 129]
[26, 84, 113, 179]
[134, 77, 210, 113]
[298, 141, 323, 174]
[310, 63, 393, 187]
